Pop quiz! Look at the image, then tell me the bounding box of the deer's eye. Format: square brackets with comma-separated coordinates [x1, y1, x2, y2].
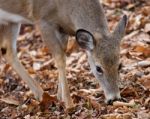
[96, 66, 103, 74]
[118, 63, 122, 71]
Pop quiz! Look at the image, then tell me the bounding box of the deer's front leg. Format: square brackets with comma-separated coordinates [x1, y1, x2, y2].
[1, 23, 44, 101]
[38, 21, 73, 108]
[55, 52, 73, 108]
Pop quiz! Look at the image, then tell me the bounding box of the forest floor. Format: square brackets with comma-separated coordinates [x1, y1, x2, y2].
[0, 0, 150, 118]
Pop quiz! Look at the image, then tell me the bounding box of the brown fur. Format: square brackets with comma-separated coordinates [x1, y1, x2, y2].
[0, 0, 127, 108]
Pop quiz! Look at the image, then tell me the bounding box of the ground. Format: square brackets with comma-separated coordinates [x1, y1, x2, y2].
[0, 0, 150, 119]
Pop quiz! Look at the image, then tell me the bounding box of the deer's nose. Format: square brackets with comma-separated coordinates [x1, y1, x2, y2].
[106, 97, 127, 105]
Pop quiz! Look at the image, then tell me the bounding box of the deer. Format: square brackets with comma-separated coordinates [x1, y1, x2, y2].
[0, 0, 127, 108]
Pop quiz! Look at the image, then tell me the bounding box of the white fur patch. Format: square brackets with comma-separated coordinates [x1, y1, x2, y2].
[0, 9, 32, 25]
[106, 92, 121, 101]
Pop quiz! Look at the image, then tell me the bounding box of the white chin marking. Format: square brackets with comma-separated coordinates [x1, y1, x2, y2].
[106, 92, 121, 101]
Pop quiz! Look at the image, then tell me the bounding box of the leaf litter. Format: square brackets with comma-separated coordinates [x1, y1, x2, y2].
[0, 0, 150, 118]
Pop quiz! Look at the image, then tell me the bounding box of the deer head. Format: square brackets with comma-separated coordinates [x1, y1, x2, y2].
[76, 15, 127, 104]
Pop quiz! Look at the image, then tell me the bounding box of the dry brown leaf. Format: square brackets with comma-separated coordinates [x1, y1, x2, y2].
[144, 97, 150, 106]
[138, 74, 150, 89]
[141, 6, 150, 16]
[133, 44, 150, 57]
[40, 92, 58, 111]
[137, 110, 150, 119]
[89, 97, 102, 109]
[66, 37, 79, 54]
[40, 59, 53, 70]
[101, 113, 132, 119]
[0, 78, 3, 85]
[113, 100, 136, 107]
[125, 60, 150, 68]
[0, 97, 20, 106]
[144, 23, 150, 33]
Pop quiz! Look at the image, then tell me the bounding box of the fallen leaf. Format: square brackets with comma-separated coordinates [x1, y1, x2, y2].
[133, 44, 150, 57]
[138, 74, 150, 89]
[144, 23, 150, 33]
[101, 113, 132, 119]
[40, 92, 58, 111]
[113, 100, 136, 107]
[0, 97, 20, 106]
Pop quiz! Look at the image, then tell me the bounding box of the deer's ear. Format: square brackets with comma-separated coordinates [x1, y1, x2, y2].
[113, 15, 128, 41]
[76, 29, 95, 51]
